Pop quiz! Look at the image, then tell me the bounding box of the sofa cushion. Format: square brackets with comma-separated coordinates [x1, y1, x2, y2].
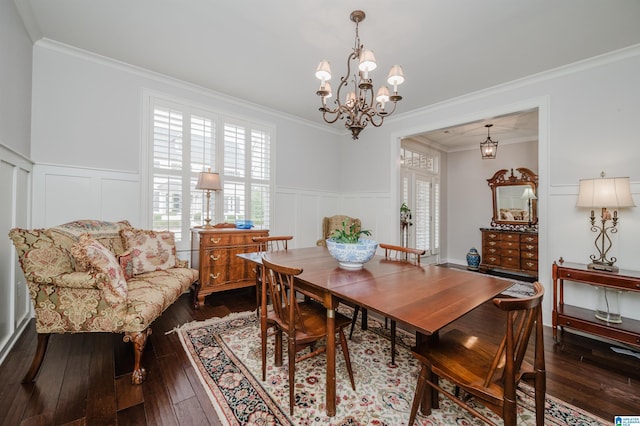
[124, 267, 199, 331]
[72, 234, 128, 304]
[121, 229, 177, 275]
[46, 220, 133, 271]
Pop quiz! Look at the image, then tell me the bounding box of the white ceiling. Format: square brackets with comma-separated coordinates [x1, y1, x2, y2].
[14, 0, 640, 147]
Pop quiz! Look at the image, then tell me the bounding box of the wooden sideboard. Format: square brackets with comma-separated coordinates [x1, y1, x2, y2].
[552, 260, 640, 348]
[191, 227, 268, 308]
[479, 228, 538, 278]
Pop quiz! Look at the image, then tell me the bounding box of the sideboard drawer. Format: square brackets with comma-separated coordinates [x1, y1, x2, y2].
[484, 254, 501, 266]
[499, 241, 519, 250]
[501, 256, 520, 269]
[500, 233, 519, 242]
[559, 268, 640, 290]
[522, 259, 538, 271]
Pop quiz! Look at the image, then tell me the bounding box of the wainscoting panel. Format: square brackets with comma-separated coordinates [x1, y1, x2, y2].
[0, 144, 33, 364]
[32, 164, 141, 228]
[275, 187, 393, 248]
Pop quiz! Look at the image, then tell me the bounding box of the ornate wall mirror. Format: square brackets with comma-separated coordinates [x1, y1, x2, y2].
[488, 167, 538, 229]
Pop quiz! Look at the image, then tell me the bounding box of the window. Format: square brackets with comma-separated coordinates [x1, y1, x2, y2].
[147, 96, 273, 251]
[400, 144, 440, 261]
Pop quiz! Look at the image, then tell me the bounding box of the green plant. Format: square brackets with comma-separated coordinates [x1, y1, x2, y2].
[330, 220, 371, 243]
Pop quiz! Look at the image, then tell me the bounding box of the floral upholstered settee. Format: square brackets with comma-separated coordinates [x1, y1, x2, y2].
[8, 220, 199, 384]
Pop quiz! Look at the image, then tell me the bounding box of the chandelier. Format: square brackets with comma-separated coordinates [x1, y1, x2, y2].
[315, 10, 405, 140]
[480, 124, 498, 159]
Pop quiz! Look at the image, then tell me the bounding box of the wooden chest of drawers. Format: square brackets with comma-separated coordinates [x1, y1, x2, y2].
[191, 227, 268, 308]
[480, 228, 538, 278]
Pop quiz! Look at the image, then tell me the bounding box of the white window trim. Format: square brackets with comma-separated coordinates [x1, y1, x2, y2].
[141, 89, 276, 253]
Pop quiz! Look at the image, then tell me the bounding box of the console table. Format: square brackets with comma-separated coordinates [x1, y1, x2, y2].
[552, 260, 640, 348]
[191, 227, 268, 308]
[479, 228, 538, 278]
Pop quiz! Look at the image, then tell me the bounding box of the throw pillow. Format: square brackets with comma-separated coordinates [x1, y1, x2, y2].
[71, 234, 128, 303]
[121, 229, 177, 275]
[118, 251, 134, 280]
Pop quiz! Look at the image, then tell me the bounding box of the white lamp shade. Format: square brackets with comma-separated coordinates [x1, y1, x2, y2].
[315, 60, 332, 82]
[376, 86, 390, 103]
[576, 176, 635, 208]
[196, 171, 221, 191]
[387, 65, 405, 87]
[358, 50, 377, 74]
[521, 187, 537, 200]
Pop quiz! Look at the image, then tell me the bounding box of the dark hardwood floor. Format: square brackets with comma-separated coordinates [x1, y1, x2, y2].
[1, 288, 638, 425]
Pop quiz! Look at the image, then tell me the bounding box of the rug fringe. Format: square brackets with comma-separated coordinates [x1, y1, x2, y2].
[171, 310, 256, 334]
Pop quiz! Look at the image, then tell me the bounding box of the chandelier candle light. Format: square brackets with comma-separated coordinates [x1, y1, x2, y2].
[196, 168, 222, 228]
[315, 10, 405, 140]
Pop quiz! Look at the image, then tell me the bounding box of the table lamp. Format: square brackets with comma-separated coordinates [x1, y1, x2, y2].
[196, 168, 221, 228]
[576, 172, 634, 272]
[520, 186, 537, 229]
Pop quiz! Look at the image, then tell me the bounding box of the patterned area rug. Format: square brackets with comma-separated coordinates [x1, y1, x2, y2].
[178, 309, 608, 426]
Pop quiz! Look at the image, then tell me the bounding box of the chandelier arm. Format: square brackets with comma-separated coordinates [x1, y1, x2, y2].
[320, 108, 343, 124]
[373, 101, 398, 117]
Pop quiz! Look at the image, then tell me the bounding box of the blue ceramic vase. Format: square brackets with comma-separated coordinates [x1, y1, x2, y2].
[466, 247, 480, 271]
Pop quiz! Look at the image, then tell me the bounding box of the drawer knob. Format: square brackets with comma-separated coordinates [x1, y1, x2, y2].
[210, 254, 220, 261]
[526, 253, 534, 258]
[210, 238, 221, 244]
[210, 273, 220, 280]
[566, 273, 571, 277]
[566, 320, 571, 326]
[526, 245, 535, 250]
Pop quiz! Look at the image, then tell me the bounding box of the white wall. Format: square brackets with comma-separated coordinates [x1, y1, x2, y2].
[29, 37, 640, 326]
[337, 44, 640, 322]
[0, 0, 32, 158]
[31, 40, 342, 192]
[0, 0, 34, 364]
[447, 140, 538, 265]
[30, 40, 372, 247]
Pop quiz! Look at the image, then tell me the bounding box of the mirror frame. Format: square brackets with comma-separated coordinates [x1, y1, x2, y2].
[487, 167, 538, 230]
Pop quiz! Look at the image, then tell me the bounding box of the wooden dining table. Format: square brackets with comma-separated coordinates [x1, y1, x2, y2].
[238, 246, 516, 417]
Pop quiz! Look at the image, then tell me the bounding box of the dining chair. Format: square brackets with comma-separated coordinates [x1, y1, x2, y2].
[252, 235, 293, 318]
[316, 215, 361, 247]
[408, 281, 545, 426]
[260, 256, 356, 415]
[349, 243, 425, 366]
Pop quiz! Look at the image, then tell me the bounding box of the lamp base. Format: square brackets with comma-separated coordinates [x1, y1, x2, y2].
[587, 262, 618, 273]
[594, 310, 622, 324]
[594, 286, 623, 324]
